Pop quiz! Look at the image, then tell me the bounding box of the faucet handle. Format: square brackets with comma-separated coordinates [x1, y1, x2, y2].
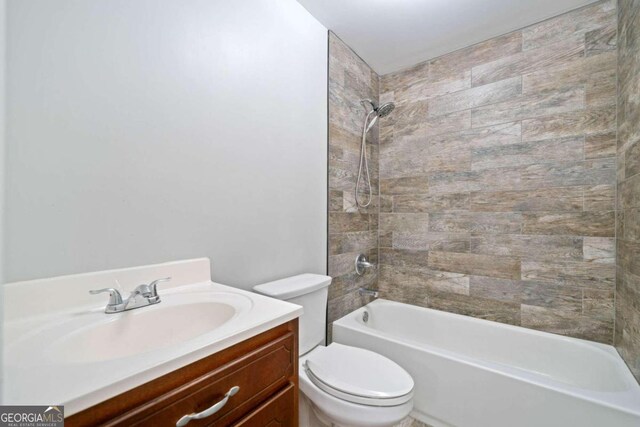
[89, 288, 124, 306]
[148, 277, 171, 298]
[355, 254, 374, 275]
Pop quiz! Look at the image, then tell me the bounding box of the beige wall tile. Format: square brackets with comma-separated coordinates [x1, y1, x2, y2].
[522, 260, 615, 289]
[380, 176, 429, 195]
[615, 0, 640, 376]
[430, 32, 522, 81]
[429, 212, 522, 234]
[470, 234, 583, 261]
[583, 237, 616, 263]
[328, 33, 380, 340]
[429, 251, 521, 280]
[522, 211, 615, 237]
[469, 187, 583, 212]
[330, 1, 620, 346]
[429, 76, 522, 117]
[584, 184, 616, 211]
[472, 36, 584, 86]
[394, 193, 469, 213]
[522, 106, 616, 140]
[471, 136, 584, 170]
[379, 213, 430, 232]
[585, 131, 617, 159]
[391, 231, 470, 252]
[471, 86, 585, 128]
[521, 304, 613, 342]
[521, 0, 615, 50]
[522, 51, 616, 93]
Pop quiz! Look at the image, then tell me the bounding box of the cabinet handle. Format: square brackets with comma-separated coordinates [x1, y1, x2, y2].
[176, 386, 240, 427]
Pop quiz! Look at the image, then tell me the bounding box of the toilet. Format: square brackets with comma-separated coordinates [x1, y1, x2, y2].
[254, 274, 414, 427]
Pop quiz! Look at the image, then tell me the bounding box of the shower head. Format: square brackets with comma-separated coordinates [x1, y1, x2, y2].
[364, 102, 395, 133]
[360, 99, 396, 118]
[376, 102, 395, 117]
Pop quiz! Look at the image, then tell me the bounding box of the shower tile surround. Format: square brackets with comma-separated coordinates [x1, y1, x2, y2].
[378, 0, 618, 344]
[328, 1, 622, 345]
[615, 0, 640, 381]
[327, 32, 380, 340]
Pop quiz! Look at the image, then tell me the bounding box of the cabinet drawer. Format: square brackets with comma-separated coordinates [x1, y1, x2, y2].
[232, 383, 295, 427]
[110, 332, 295, 426]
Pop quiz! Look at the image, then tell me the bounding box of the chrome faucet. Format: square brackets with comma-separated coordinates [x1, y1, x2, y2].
[355, 254, 374, 275]
[358, 288, 379, 298]
[90, 277, 171, 313]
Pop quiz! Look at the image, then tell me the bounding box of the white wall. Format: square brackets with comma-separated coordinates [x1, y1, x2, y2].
[0, 0, 5, 404]
[4, 0, 327, 289]
[0, 0, 5, 286]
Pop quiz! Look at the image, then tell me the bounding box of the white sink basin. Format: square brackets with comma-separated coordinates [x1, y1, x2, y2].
[48, 300, 237, 363]
[3, 259, 303, 416]
[7, 290, 253, 366]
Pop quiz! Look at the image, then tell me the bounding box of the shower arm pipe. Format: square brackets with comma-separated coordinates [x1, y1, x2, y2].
[360, 99, 376, 110]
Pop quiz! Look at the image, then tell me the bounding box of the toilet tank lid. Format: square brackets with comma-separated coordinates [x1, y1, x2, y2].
[253, 274, 332, 300]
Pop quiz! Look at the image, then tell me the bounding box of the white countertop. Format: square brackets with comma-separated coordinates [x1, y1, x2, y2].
[2, 259, 303, 415]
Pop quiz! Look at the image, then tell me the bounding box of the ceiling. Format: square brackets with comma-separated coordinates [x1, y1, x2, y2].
[296, 0, 599, 75]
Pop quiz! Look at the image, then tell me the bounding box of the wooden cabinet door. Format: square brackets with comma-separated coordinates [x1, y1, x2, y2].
[118, 333, 294, 426]
[231, 384, 295, 427]
[66, 320, 298, 427]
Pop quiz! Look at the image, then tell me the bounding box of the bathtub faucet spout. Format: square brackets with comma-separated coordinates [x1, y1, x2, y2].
[359, 288, 379, 298]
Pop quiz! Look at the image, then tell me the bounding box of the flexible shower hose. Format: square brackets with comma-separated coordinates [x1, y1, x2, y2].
[355, 110, 376, 208]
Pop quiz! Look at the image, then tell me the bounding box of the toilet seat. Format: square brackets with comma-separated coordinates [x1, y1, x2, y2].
[303, 343, 414, 407]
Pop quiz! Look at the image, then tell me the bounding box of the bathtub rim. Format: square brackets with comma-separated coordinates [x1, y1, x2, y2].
[332, 298, 640, 418]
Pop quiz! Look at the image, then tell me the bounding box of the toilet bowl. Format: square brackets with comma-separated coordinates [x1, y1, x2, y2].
[299, 343, 414, 427]
[253, 274, 414, 427]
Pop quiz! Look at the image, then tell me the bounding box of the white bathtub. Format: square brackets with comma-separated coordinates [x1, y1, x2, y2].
[332, 299, 640, 427]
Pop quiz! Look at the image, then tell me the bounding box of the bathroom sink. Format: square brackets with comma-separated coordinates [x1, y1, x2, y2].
[3, 259, 303, 415]
[48, 300, 237, 363]
[7, 290, 254, 367]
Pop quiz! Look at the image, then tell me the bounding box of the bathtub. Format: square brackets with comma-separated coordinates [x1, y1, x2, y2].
[332, 299, 640, 427]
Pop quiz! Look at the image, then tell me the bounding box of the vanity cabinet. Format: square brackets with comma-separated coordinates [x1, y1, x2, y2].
[66, 319, 298, 427]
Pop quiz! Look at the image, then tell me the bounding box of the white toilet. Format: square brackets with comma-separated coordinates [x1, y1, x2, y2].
[254, 274, 414, 427]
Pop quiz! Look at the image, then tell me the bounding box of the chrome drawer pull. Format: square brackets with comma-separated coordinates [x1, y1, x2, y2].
[176, 386, 240, 427]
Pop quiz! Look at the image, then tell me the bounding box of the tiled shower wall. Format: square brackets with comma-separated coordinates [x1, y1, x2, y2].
[327, 33, 379, 340]
[615, 0, 640, 380]
[376, 0, 618, 343]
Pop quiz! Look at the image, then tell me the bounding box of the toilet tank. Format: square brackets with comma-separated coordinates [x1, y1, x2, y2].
[253, 274, 332, 355]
